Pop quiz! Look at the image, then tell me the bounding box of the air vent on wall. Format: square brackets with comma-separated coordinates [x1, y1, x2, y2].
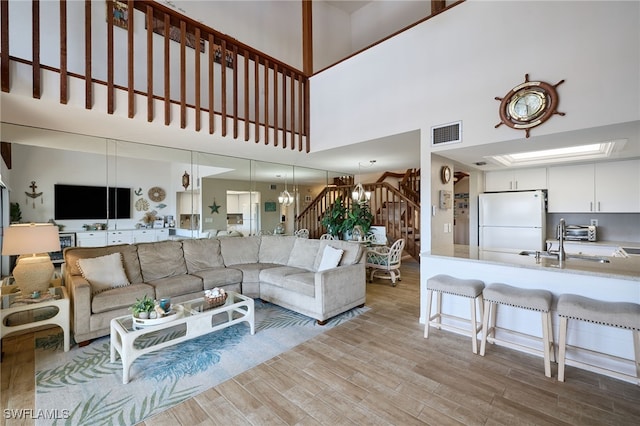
[431, 121, 462, 146]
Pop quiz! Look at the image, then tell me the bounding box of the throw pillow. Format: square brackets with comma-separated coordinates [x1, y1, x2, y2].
[77, 253, 130, 295]
[317, 245, 344, 271]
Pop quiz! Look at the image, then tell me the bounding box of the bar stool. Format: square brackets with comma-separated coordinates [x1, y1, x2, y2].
[424, 274, 485, 354]
[557, 294, 640, 384]
[480, 283, 555, 377]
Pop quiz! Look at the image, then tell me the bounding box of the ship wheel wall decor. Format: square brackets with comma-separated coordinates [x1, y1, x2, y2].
[495, 74, 565, 138]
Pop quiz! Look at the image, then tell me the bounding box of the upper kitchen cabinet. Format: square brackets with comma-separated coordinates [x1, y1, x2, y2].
[548, 159, 640, 212]
[484, 168, 547, 192]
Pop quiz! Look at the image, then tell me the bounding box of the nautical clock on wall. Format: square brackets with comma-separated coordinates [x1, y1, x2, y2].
[495, 74, 565, 138]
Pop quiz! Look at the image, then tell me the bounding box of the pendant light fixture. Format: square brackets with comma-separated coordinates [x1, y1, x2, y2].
[278, 175, 293, 206]
[352, 160, 375, 205]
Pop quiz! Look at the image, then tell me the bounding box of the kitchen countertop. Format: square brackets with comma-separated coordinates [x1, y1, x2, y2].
[545, 239, 640, 249]
[423, 245, 640, 282]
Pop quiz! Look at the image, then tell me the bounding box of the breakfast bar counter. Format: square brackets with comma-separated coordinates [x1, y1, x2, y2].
[427, 245, 640, 281]
[420, 245, 639, 383]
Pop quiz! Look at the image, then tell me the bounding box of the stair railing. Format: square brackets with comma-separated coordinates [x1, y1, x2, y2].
[296, 181, 420, 260]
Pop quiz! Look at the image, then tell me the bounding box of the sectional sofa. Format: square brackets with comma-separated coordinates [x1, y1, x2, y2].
[63, 235, 366, 344]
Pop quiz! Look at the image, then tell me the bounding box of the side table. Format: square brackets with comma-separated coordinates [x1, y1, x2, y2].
[1, 286, 70, 352]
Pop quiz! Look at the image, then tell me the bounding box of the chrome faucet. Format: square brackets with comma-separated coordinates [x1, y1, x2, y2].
[557, 218, 567, 264]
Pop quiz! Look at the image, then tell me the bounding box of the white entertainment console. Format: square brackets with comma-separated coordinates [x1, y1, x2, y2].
[75, 228, 169, 247]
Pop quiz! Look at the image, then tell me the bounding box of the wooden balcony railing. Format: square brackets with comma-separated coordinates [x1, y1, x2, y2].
[0, 0, 309, 150]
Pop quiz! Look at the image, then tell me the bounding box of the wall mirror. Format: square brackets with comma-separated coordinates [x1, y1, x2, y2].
[1, 123, 349, 243]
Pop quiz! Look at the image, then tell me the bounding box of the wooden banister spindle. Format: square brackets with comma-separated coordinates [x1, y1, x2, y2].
[273, 63, 278, 146]
[244, 48, 249, 141]
[195, 27, 201, 131]
[297, 75, 303, 151]
[59, 0, 67, 104]
[254, 53, 259, 143]
[208, 34, 215, 134]
[264, 59, 269, 145]
[127, 0, 134, 118]
[304, 78, 310, 151]
[84, 0, 92, 109]
[163, 13, 170, 125]
[179, 20, 186, 129]
[233, 45, 238, 139]
[290, 72, 295, 150]
[32, 0, 40, 99]
[106, 0, 113, 112]
[221, 40, 227, 136]
[145, 5, 153, 122]
[281, 68, 287, 149]
[1, 0, 9, 92]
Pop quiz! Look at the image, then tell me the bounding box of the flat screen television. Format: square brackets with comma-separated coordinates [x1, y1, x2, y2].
[54, 184, 132, 220]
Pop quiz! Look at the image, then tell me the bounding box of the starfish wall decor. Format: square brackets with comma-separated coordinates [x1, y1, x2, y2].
[208, 199, 221, 214]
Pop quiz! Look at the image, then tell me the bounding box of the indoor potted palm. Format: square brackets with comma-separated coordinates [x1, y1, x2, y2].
[321, 196, 347, 238]
[343, 202, 374, 241]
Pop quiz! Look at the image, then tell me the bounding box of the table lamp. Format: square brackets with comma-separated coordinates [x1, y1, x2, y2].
[2, 223, 61, 295]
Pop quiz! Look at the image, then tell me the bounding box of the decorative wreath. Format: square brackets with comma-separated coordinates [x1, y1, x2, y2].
[148, 187, 166, 202]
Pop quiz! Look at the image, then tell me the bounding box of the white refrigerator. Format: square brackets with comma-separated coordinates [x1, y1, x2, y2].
[479, 190, 547, 252]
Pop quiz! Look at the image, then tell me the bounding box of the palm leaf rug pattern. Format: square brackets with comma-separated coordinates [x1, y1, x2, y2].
[34, 300, 368, 426]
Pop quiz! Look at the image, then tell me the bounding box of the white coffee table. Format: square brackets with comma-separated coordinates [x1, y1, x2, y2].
[110, 291, 254, 384]
[0, 286, 70, 352]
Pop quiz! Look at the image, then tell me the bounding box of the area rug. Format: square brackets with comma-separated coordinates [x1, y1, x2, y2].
[34, 300, 368, 426]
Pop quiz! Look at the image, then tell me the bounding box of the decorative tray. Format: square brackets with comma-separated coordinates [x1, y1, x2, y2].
[132, 305, 183, 328]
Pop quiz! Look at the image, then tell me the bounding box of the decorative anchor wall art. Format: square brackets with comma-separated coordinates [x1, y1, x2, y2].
[25, 181, 43, 208]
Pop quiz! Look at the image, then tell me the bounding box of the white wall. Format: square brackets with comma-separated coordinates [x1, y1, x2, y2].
[310, 1, 640, 152]
[312, 1, 353, 71]
[350, 0, 433, 52]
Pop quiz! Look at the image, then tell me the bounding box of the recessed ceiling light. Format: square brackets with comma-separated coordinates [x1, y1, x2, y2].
[487, 140, 624, 167]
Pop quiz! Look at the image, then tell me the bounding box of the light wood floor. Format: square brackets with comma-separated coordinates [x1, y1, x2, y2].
[2, 258, 639, 425]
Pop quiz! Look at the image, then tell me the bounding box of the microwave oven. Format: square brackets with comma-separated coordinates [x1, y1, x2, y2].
[564, 225, 597, 242]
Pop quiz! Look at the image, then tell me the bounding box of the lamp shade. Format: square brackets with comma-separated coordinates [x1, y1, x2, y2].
[2, 223, 61, 256]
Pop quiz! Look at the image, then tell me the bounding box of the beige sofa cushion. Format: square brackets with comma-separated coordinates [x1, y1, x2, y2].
[182, 238, 225, 273]
[77, 253, 130, 295]
[287, 238, 321, 271]
[137, 241, 187, 282]
[259, 235, 296, 264]
[260, 267, 315, 297]
[228, 263, 280, 283]
[146, 274, 203, 299]
[220, 236, 261, 265]
[64, 244, 143, 284]
[315, 240, 364, 269]
[91, 283, 155, 314]
[192, 267, 243, 289]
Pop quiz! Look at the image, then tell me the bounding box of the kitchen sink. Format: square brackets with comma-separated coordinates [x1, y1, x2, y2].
[518, 250, 610, 263]
[519, 250, 557, 259]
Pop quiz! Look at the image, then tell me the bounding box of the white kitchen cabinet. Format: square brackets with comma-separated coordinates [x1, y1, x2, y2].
[548, 160, 640, 212]
[108, 230, 133, 245]
[132, 229, 156, 243]
[155, 228, 169, 241]
[76, 231, 107, 247]
[485, 168, 547, 192]
[227, 194, 240, 213]
[178, 191, 200, 214]
[594, 160, 640, 212]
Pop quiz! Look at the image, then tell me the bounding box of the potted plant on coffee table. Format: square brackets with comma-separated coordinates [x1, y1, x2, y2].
[131, 295, 155, 319]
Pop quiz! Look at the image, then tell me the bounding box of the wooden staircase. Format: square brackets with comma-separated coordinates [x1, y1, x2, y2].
[296, 169, 421, 260]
